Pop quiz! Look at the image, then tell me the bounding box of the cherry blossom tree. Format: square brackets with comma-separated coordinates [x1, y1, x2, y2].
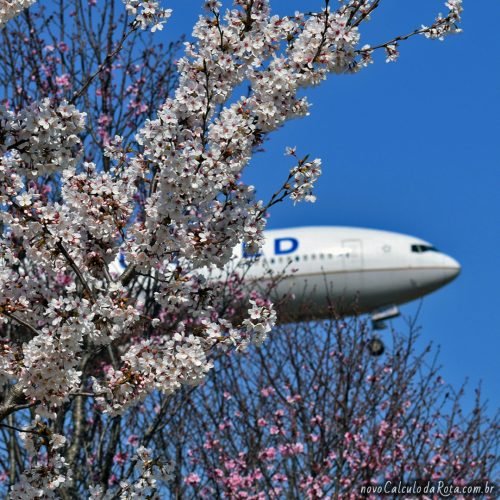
[0, 0, 466, 496]
[3, 315, 496, 498]
[167, 318, 498, 498]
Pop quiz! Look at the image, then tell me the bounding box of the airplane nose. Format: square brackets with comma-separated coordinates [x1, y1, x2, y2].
[441, 254, 461, 284]
[409, 253, 461, 294]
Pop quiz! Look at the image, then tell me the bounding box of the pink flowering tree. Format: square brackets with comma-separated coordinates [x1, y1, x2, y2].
[0, 0, 466, 497]
[127, 318, 499, 498]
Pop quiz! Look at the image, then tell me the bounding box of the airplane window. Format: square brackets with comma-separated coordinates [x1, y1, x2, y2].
[270, 258, 275, 264]
[411, 244, 439, 253]
[328, 253, 333, 259]
[287, 257, 292, 263]
[311, 254, 316, 260]
[319, 254, 324, 259]
[295, 256, 300, 262]
[303, 255, 308, 261]
[278, 257, 283, 263]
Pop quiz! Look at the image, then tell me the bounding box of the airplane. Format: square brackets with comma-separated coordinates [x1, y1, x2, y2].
[113, 226, 461, 331]
[228, 226, 461, 328]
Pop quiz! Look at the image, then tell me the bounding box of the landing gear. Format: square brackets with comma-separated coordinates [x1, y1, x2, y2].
[368, 305, 400, 356]
[370, 305, 400, 329]
[367, 336, 385, 356]
[372, 320, 388, 331]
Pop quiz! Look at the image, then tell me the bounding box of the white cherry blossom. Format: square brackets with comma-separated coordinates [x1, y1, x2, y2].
[123, 0, 172, 31]
[0, 0, 36, 28]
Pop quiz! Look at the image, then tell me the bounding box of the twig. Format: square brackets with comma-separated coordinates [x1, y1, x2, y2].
[2, 311, 41, 337]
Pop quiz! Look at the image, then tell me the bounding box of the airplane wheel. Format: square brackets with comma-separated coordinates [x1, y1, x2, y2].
[367, 337, 385, 356]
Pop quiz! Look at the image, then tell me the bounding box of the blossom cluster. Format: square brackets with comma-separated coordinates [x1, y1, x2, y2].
[92, 331, 214, 415]
[60, 162, 136, 262]
[0, 100, 86, 175]
[423, 0, 463, 40]
[289, 158, 322, 204]
[0, 0, 36, 28]
[9, 455, 70, 499]
[0, 151, 24, 206]
[241, 299, 277, 346]
[89, 446, 174, 499]
[123, 0, 172, 32]
[9, 417, 70, 498]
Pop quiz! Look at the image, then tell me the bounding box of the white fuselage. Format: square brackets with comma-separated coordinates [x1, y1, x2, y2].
[227, 226, 461, 320]
[112, 226, 461, 322]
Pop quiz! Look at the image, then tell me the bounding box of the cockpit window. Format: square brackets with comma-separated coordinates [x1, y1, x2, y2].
[411, 244, 439, 253]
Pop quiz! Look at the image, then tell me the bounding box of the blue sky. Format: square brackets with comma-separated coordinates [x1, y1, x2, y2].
[162, 0, 498, 408]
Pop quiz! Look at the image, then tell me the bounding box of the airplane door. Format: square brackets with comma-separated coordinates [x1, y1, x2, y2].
[342, 239, 363, 271]
[341, 239, 364, 303]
